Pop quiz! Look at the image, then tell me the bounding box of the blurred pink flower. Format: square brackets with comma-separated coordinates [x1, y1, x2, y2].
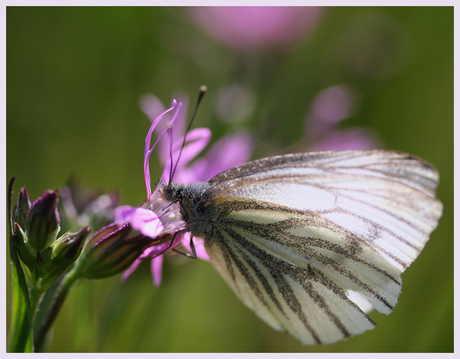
[115, 95, 253, 286]
[190, 6, 324, 52]
[304, 85, 381, 151]
[309, 128, 380, 151]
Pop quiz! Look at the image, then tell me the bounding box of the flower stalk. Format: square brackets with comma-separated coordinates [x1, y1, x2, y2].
[7, 179, 156, 352]
[32, 267, 80, 352]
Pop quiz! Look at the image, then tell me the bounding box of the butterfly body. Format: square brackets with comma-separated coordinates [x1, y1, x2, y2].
[160, 149, 442, 345]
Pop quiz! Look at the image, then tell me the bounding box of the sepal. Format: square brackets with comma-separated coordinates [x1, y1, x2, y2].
[75, 223, 155, 279]
[36, 227, 91, 290]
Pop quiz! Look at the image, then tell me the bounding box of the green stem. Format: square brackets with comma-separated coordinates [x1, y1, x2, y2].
[8, 290, 32, 352]
[30, 284, 45, 319]
[29, 275, 47, 347]
[33, 269, 80, 352]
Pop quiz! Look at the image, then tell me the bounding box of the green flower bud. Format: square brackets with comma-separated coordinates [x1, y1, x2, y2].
[36, 227, 91, 290]
[12, 188, 35, 269]
[75, 223, 154, 280]
[26, 190, 60, 252]
[9, 182, 95, 292]
[52, 227, 90, 262]
[14, 187, 31, 230]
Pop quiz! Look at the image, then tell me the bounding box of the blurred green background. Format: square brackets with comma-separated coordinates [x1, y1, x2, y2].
[7, 7, 452, 352]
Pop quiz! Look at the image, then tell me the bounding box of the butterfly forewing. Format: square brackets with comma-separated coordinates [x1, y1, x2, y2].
[208, 150, 439, 196]
[206, 150, 442, 272]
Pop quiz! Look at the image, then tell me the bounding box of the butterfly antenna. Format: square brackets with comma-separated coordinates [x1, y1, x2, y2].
[169, 85, 207, 183]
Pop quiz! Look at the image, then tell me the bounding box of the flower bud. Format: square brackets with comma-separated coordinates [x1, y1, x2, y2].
[52, 227, 90, 262]
[26, 190, 60, 252]
[36, 227, 91, 290]
[14, 187, 31, 230]
[11, 188, 36, 268]
[59, 180, 119, 233]
[75, 223, 156, 279]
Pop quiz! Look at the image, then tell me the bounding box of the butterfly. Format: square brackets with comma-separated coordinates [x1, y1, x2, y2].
[160, 149, 442, 345]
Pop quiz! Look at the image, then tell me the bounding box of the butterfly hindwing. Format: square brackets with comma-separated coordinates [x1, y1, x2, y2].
[204, 206, 379, 344]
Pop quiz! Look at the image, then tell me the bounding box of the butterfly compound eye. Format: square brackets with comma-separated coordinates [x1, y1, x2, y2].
[163, 185, 173, 201]
[163, 183, 180, 202]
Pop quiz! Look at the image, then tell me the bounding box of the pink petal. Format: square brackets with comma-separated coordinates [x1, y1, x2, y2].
[155, 93, 189, 163]
[311, 85, 357, 124]
[304, 85, 357, 142]
[151, 255, 164, 287]
[181, 233, 210, 261]
[144, 100, 179, 200]
[194, 239, 210, 261]
[121, 257, 142, 283]
[161, 128, 212, 182]
[140, 94, 166, 126]
[309, 128, 381, 151]
[139, 245, 162, 259]
[190, 7, 323, 52]
[172, 166, 200, 185]
[177, 128, 213, 166]
[114, 205, 135, 224]
[130, 208, 164, 238]
[191, 129, 253, 181]
[140, 93, 190, 166]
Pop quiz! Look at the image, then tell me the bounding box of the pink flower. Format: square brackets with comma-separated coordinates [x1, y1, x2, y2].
[303, 85, 381, 151]
[190, 7, 324, 52]
[139, 93, 253, 184]
[115, 95, 253, 286]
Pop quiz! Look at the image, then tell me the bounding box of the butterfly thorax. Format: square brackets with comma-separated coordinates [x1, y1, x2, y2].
[161, 182, 214, 237]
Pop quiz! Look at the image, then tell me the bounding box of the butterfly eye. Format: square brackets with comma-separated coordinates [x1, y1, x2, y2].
[163, 183, 181, 202]
[163, 185, 174, 201]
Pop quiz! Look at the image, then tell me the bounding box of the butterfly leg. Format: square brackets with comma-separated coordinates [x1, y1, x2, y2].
[152, 232, 180, 258]
[152, 230, 197, 259]
[171, 235, 197, 259]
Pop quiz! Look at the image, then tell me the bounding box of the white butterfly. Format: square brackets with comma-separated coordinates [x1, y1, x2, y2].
[161, 149, 442, 345]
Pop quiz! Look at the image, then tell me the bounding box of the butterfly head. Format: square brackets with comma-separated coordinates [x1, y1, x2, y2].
[161, 182, 210, 206]
[162, 182, 182, 202]
[160, 181, 211, 235]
